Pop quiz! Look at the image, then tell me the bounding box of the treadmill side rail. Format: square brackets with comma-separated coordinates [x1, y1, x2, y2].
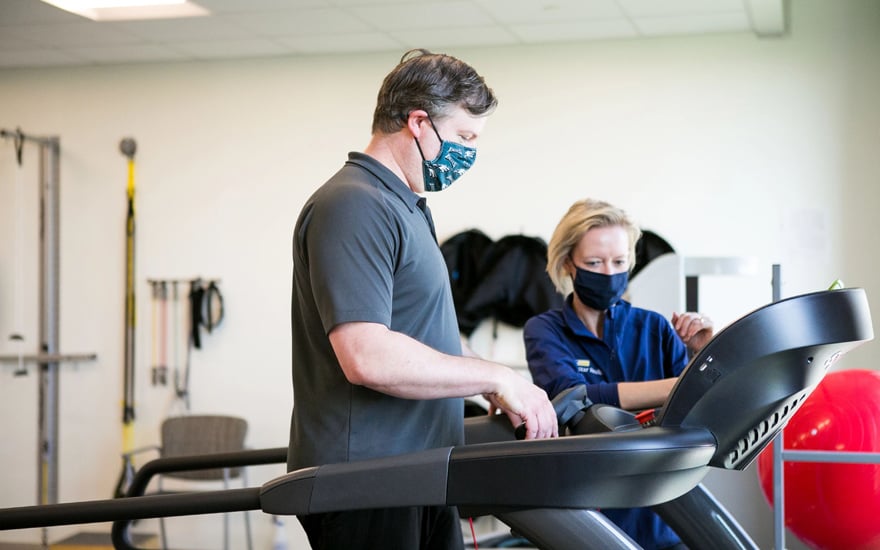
[261, 447, 453, 515]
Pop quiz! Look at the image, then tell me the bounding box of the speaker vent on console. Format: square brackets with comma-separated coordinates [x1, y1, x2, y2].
[722, 391, 809, 469]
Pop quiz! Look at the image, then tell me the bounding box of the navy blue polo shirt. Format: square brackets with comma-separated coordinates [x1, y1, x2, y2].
[523, 294, 688, 550]
[524, 295, 687, 405]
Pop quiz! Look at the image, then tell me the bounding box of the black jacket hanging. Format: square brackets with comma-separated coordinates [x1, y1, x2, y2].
[440, 229, 494, 334]
[632, 230, 676, 280]
[441, 231, 563, 336]
[460, 234, 563, 333]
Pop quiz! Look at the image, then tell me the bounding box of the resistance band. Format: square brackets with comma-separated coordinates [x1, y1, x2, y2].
[158, 281, 168, 386]
[9, 144, 26, 376]
[114, 137, 137, 498]
[150, 281, 158, 385]
[149, 281, 169, 387]
[172, 281, 179, 382]
[121, 137, 137, 441]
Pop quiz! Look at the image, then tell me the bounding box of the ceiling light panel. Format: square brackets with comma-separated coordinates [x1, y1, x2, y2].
[40, 0, 210, 21]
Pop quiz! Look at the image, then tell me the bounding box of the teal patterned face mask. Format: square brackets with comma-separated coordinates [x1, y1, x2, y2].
[415, 115, 477, 192]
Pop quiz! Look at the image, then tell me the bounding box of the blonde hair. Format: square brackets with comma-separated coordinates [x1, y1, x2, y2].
[546, 198, 642, 295]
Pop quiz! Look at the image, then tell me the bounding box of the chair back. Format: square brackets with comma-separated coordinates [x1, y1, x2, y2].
[161, 415, 248, 480]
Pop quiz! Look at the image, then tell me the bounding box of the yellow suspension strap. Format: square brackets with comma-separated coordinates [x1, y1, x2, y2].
[114, 137, 137, 498]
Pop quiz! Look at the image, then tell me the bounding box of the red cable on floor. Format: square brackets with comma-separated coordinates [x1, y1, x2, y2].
[468, 516, 479, 549]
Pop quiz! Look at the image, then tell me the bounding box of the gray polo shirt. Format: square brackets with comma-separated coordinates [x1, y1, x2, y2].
[288, 152, 464, 471]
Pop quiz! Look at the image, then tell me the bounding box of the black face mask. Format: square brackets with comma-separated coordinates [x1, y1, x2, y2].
[573, 267, 629, 311]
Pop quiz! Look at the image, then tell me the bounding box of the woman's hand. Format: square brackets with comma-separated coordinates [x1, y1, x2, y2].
[672, 311, 714, 354]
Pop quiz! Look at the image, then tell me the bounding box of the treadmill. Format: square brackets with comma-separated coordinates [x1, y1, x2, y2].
[0, 288, 873, 550]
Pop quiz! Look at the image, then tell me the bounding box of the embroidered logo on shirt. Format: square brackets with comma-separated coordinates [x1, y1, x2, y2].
[576, 359, 603, 376]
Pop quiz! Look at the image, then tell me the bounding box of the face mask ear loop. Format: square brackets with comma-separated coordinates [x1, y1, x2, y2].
[414, 112, 443, 162]
[425, 113, 444, 142]
[414, 137, 428, 161]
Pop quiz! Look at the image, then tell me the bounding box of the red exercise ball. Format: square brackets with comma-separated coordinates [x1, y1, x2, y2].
[757, 369, 880, 550]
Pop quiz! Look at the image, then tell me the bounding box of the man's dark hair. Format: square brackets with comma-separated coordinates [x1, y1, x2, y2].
[372, 49, 498, 134]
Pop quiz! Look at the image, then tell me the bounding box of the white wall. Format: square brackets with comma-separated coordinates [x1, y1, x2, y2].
[0, 1, 877, 548]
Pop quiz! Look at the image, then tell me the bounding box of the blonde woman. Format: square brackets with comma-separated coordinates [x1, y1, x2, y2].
[524, 198, 713, 550]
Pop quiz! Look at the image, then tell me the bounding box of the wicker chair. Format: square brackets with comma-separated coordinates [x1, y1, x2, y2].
[156, 415, 253, 550]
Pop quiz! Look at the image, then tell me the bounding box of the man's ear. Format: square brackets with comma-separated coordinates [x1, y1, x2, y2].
[406, 110, 429, 138]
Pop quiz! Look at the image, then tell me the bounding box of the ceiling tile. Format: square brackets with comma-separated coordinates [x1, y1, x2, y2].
[2, 22, 144, 48]
[276, 31, 402, 53]
[327, 0, 428, 5]
[66, 43, 189, 64]
[223, 8, 371, 36]
[194, 0, 329, 12]
[475, 0, 624, 24]
[110, 16, 254, 42]
[390, 25, 520, 50]
[617, 0, 744, 17]
[510, 19, 638, 43]
[351, 1, 496, 31]
[634, 13, 749, 36]
[0, 48, 85, 68]
[171, 38, 291, 58]
[0, 0, 85, 26]
[0, 31, 44, 51]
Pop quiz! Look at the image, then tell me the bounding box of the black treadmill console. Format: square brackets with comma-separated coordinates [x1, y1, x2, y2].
[657, 288, 873, 469]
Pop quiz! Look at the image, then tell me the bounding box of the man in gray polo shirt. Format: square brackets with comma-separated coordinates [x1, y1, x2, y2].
[289, 49, 558, 550]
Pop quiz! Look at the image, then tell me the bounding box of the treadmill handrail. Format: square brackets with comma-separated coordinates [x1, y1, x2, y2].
[111, 446, 287, 550]
[0, 447, 288, 550]
[121, 447, 287, 499]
